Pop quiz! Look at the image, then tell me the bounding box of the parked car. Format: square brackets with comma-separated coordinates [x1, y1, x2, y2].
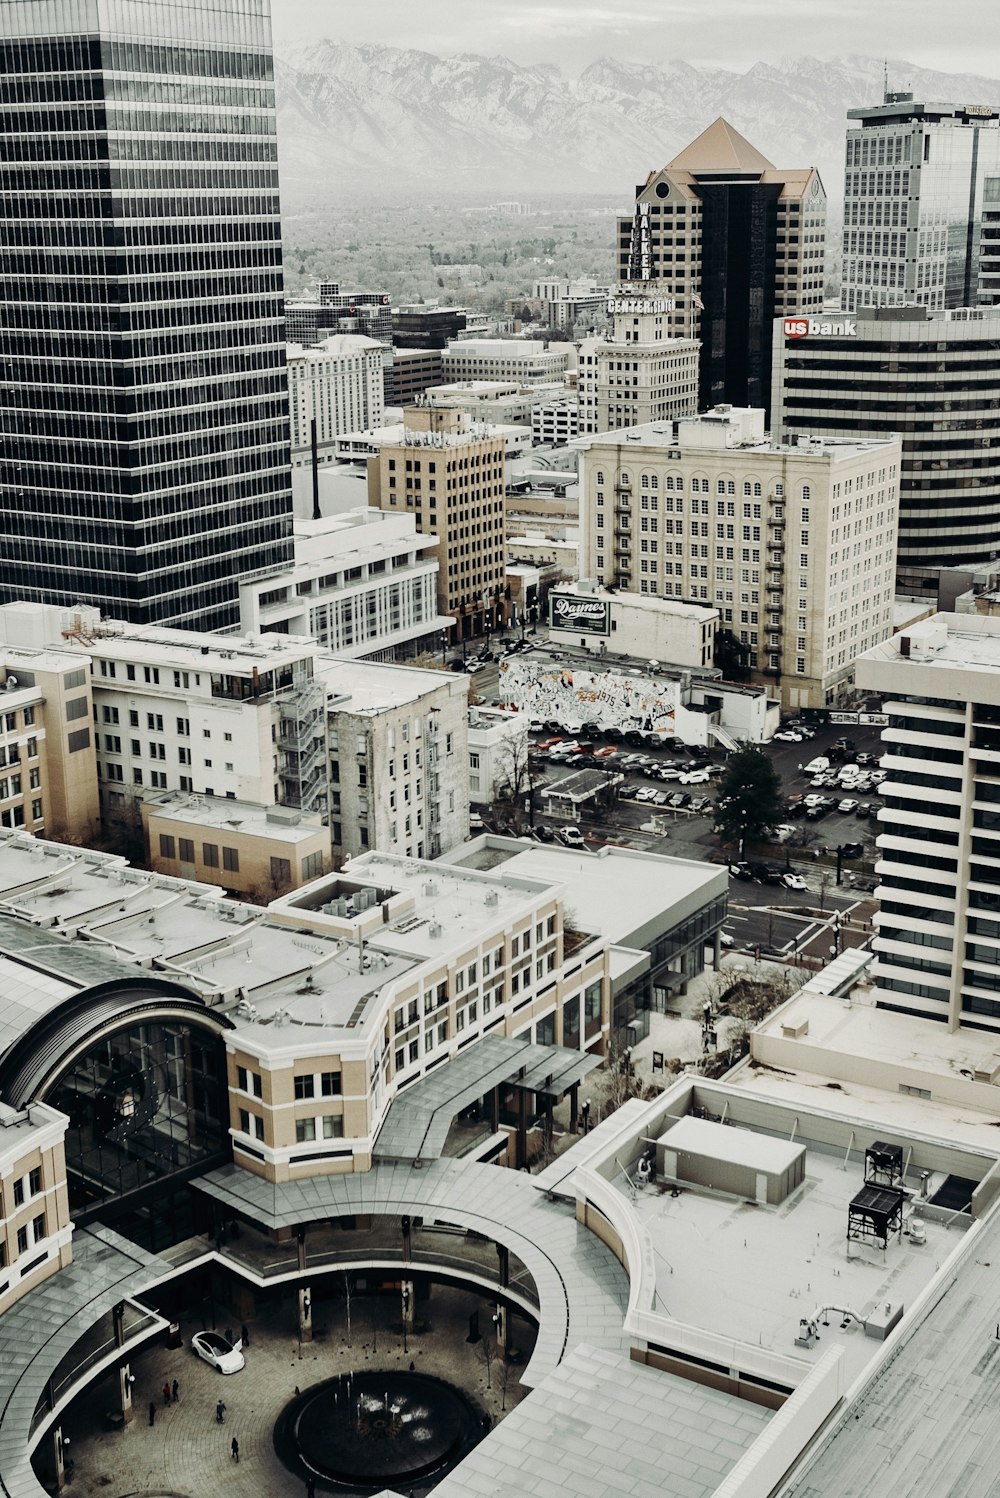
[855, 802, 871, 818]
[594, 745, 618, 758]
[838, 798, 859, 813]
[192, 1331, 245, 1376]
[689, 796, 713, 813]
[774, 730, 803, 742]
[464, 661, 486, 674]
[729, 862, 754, 881]
[531, 824, 555, 842]
[840, 841, 864, 860]
[528, 718, 545, 733]
[781, 873, 808, 891]
[804, 794, 827, 808]
[668, 791, 691, 808]
[770, 823, 797, 843]
[557, 826, 586, 848]
[856, 751, 876, 766]
[648, 789, 670, 805]
[804, 756, 831, 775]
[749, 863, 784, 885]
[537, 736, 563, 749]
[679, 769, 711, 785]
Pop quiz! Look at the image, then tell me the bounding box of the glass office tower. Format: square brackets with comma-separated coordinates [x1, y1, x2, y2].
[842, 93, 1000, 314]
[0, 0, 293, 630]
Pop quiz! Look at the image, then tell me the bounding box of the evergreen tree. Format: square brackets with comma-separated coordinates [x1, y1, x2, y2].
[713, 745, 783, 858]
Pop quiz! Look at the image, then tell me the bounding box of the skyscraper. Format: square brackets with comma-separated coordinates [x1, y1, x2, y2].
[0, 0, 293, 631]
[618, 118, 826, 416]
[842, 93, 1000, 314]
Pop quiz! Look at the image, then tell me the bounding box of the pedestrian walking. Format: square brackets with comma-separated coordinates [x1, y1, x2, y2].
[172, 1378, 179, 1404]
[162, 1381, 171, 1406]
[241, 1322, 250, 1347]
[306, 1478, 316, 1498]
[216, 1399, 226, 1424]
[148, 1401, 156, 1427]
[231, 1436, 240, 1462]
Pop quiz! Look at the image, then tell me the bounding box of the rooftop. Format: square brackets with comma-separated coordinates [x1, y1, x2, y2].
[859, 612, 1000, 677]
[287, 334, 384, 359]
[142, 794, 327, 845]
[315, 655, 462, 713]
[666, 116, 775, 174]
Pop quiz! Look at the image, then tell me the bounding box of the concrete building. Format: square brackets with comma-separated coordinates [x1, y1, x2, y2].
[238, 509, 450, 662]
[319, 657, 471, 864]
[531, 395, 580, 446]
[143, 795, 328, 898]
[547, 582, 717, 671]
[368, 406, 508, 641]
[286, 335, 384, 469]
[467, 708, 529, 807]
[0, 640, 100, 842]
[422, 380, 562, 430]
[772, 305, 1000, 594]
[578, 281, 699, 434]
[842, 93, 1000, 313]
[383, 347, 446, 406]
[532, 278, 610, 333]
[856, 613, 1000, 1034]
[440, 339, 572, 387]
[577, 407, 901, 709]
[0, 1099, 71, 1315]
[618, 117, 826, 415]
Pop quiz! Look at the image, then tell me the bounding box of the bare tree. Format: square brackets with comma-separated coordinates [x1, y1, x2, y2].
[489, 732, 540, 833]
[495, 1354, 515, 1413]
[476, 1332, 495, 1390]
[602, 1040, 646, 1117]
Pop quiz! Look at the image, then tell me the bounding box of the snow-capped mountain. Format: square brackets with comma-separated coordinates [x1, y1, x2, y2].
[273, 45, 1000, 205]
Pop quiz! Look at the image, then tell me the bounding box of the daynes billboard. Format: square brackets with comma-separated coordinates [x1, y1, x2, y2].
[549, 592, 611, 635]
[784, 317, 857, 339]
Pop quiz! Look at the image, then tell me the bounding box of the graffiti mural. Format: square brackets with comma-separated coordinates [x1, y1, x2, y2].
[498, 659, 679, 736]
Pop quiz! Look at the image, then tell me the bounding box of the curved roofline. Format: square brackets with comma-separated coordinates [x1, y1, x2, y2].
[0, 975, 233, 1108]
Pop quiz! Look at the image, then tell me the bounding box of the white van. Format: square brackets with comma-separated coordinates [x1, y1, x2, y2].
[803, 756, 830, 775]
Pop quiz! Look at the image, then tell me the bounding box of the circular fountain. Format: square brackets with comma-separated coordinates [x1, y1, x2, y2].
[273, 1369, 487, 1493]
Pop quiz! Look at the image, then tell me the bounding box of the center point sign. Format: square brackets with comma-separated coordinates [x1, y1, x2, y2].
[550, 592, 610, 635]
[607, 296, 675, 314]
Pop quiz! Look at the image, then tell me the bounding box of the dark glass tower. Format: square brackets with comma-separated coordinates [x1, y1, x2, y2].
[0, 0, 293, 630]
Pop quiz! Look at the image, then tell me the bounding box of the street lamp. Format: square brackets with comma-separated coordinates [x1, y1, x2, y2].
[581, 1097, 592, 1134]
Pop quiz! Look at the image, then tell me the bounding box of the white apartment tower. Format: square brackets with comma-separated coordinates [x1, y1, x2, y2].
[857, 614, 1000, 1033]
[578, 282, 699, 435]
[578, 408, 900, 708]
[287, 335, 385, 468]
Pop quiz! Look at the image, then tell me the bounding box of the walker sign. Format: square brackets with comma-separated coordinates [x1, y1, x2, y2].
[784, 317, 857, 338]
[550, 593, 610, 635]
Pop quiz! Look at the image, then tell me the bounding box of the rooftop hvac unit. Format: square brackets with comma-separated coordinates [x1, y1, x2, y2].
[423, 880, 438, 896]
[357, 887, 375, 911]
[484, 890, 499, 906]
[428, 921, 442, 938]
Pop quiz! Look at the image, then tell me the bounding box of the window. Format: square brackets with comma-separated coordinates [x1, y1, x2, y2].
[28, 1167, 41, 1195]
[295, 1118, 317, 1143]
[158, 834, 176, 859]
[321, 1071, 342, 1096]
[222, 847, 239, 873]
[179, 838, 194, 862]
[32, 1213, 45, 1243]
[13, 1178, 24, 1207]
[294, 1074, 315, 1100]
[16, 1227, 27, 1256]
[203, 843, 219, 868]
[270, 857, 291, 887]
[322, 1115, 344, 1139]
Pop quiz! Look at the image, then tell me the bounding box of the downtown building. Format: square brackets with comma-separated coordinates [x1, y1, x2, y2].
[0, 0, 293, 630]
[857, 613, 1000, 1035]
[772, 305, 1000, 594]
[842, 93, 1000, 313]
[578, 281, 699, 435]
[577, 407, 900, 709]
[286, 335, 385, 470]
[618, 118, 826, 416]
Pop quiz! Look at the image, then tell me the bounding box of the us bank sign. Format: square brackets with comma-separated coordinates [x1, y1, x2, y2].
[550, 593, 611, 635]
[784, 317, 857, 338]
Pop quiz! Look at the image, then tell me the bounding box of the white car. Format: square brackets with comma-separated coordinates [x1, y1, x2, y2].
[464, 661, 486, 674]
[804, 794, 827, 808]
[771, 824, 796, 843]
[774, 730, 803, 742]
[838, 798, 859, 813]
[781, 873, 808, 891]
[679, 769, 711, 785]
[557, 826, 586, 848]
[191, 1331, 245, 1375]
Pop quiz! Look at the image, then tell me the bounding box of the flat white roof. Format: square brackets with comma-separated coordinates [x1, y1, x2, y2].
[315, 655, 461, 713]
[658, 1113, 805, 1174]
[143, 795, 326, 845]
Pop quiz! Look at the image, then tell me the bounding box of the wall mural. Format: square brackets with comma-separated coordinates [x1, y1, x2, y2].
[498, 659, 679, 735]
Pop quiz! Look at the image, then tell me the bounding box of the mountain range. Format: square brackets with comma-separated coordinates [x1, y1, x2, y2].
[274, 45, 1000, 206]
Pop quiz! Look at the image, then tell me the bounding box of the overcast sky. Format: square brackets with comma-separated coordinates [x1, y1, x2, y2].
[271, 0, 997, 78]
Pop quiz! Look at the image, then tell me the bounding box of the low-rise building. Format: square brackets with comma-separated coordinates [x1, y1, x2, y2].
[143, 794, 328, 898]
[578, 406, 901, 709]
[238, 508, 450, 662]
[467, 708, 529, 807]
[0, 1099, 72, 1313]
[0, 639, 100, 842]
[440, 338, 572, 387]
[531, 395, 579, 446]
[547, 581, 717, 670]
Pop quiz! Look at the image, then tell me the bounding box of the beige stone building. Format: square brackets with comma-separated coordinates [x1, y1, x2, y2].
[0, 641, 100, 842]
[578, 407, 901, 709]
[368, 405, 507, 640]
[143, 795, 328, 898]
[0, 1100, 72, 1313]
[578, 281, 699, 435]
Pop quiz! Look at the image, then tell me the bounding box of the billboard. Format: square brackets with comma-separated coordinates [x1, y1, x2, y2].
[549, 592, 610, 635]
[783, 316, 857, 339]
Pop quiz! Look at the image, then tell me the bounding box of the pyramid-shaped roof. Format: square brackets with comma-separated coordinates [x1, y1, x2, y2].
[667, 117, 774, 174]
